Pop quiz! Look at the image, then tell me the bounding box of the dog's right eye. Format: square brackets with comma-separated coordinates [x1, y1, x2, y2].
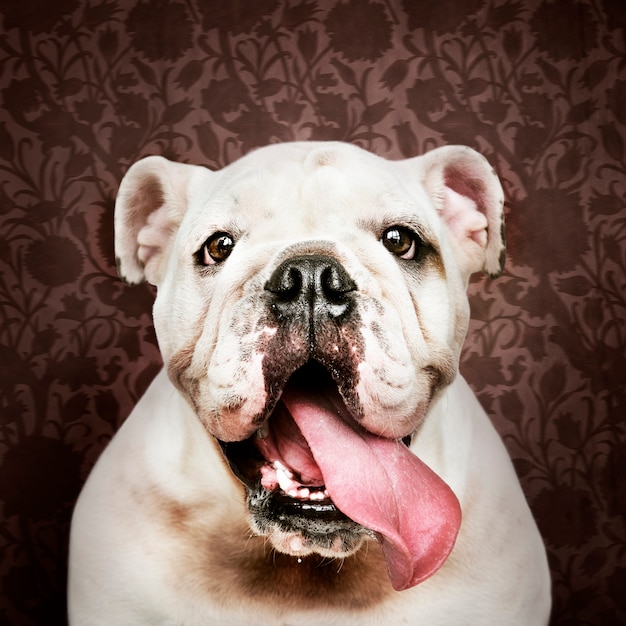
[196, 232, 235, 266]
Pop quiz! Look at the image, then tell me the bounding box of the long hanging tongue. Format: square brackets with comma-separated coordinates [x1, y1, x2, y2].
[280, 385, 462, 591]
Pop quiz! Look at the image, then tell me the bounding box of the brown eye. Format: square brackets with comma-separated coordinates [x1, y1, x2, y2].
[197, 232, 235, 265]
[381, 226, 421, 260]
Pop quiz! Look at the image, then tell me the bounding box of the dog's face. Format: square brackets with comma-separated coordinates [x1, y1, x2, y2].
[115, 141, 505, 590]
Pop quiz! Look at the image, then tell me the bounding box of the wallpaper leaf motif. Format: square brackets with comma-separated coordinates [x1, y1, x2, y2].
[0, 1, 625, 624]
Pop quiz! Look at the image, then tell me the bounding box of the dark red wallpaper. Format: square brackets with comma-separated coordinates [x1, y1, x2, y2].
[1, 1, 625, 624]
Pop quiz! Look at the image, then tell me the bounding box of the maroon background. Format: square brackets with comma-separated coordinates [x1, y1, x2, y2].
[1, 1, 625, 624]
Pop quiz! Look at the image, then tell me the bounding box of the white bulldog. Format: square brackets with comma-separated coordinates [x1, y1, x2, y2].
[68, 141, 551, 625]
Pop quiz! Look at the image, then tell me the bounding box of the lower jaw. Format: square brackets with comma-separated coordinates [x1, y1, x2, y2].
[247, 487, 371, 558]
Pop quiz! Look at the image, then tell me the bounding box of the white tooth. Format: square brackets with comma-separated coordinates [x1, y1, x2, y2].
[298, 488, 310, 499]
[273, 460, 293, 478]
[287, 488, 299, 498]
[309, 491, 324, 501]
[276, 469, 295, 493]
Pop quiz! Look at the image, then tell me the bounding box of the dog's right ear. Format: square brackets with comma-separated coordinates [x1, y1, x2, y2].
[115, 156, 208, 286]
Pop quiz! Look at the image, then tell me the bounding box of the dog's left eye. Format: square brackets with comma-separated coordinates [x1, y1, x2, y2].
[197, 232, 235, 265]
[381, 226, 422, 260]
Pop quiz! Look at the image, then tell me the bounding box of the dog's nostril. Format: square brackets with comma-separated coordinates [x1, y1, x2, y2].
[265, 255, 356, 321]
[320, 265, 353, 301]
[273, 266, 304, 301]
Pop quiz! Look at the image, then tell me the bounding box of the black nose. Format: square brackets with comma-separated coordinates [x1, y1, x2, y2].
[265, 255, 356, 323]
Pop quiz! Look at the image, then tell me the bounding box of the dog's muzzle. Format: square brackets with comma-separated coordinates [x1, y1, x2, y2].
[219, 254, 462, 592]
[222, 255, 366, 555]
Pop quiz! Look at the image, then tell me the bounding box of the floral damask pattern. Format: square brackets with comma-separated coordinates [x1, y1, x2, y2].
[0, 1, 624, 624]
[325, 0, 394, 61]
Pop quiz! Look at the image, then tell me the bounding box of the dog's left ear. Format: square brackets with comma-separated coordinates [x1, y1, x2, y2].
[115, 156, 211, 285]
[407, 146, 506, 279]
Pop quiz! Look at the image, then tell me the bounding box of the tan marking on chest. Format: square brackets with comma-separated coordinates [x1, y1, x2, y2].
[200, 524, 394, 611]
[156, 492, 393, 612]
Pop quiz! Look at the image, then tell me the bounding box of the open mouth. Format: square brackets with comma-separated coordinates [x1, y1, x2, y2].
[219, 360, 463, 592]
[219, 361, 372, 558]
[220, 362, 353, 520]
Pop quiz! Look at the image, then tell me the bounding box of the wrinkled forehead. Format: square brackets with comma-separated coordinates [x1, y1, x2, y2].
[188, 143, 436, 241]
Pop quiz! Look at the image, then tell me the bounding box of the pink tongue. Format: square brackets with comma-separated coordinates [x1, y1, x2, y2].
[280, 387, 462, 591]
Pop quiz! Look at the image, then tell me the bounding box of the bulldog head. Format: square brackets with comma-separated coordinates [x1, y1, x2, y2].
[115, 141, 505, 591]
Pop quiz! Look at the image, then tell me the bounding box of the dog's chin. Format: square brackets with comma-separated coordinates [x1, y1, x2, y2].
[247, 487, 371, 559]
